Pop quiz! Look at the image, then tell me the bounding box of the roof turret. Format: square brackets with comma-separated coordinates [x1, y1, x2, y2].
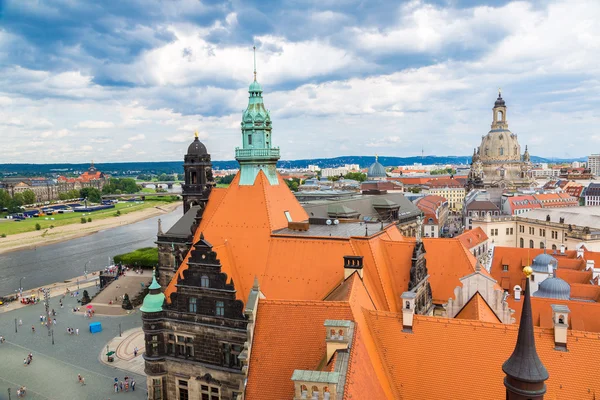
[495, 89, 506, 107]
[502, 266, 549, 395]
[140, 269, 165, 313]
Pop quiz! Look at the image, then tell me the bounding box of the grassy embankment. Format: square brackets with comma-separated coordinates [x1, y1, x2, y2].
[114, 247, 159, 268]
[0, 200, 170, 236]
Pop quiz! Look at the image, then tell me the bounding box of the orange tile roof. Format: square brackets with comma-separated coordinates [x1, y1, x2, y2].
[245, 299, 354, 400]
[456, 227, 488, 250]
[363, 308, 600, 399]
[455, 293, 501, 323]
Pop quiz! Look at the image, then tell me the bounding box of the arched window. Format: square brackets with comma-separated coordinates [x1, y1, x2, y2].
[312, 386, 319, 399]
[200, 275, 209, 288]
[558, 315, 565, 324]
[552, 244, 557, 250]
[191, 171, 197, 184]
[529, 240, 534, 248]
[338, 329, 344, 340]
[499, 147, 504, 156]
[540, 242, 545, 249]
[497, 110, 503, 121]
[405, 301, 410, 310]
[248, 134, 253, 146]
[520, 238, 524, 248]
[300, 385, 308, 397]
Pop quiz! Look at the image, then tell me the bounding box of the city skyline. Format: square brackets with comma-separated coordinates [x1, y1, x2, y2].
[1, 0, 599, 163]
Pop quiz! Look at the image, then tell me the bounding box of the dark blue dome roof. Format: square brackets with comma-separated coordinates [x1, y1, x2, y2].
[533, 277, 570, 300]
[187, 136, 207, 155]
[531, 253, 558, 273]
[368, 160, 387, 178]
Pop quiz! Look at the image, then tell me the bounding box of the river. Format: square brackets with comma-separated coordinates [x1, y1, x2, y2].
[0, 206, 182, 297]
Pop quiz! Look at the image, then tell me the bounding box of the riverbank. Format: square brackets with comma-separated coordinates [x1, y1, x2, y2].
[0, 202, 181, 255]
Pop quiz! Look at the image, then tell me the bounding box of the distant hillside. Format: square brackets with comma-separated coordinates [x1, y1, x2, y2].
[0, 155, 586, 176]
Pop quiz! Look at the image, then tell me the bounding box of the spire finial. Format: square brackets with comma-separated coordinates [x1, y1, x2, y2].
[253, 45, 257, 82]
[498, 87, 502, 97]
[375, 154, 378, 162]
[194, 130, 198, 139]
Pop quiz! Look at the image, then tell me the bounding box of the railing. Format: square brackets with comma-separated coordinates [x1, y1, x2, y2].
[235, 147, 280, 160]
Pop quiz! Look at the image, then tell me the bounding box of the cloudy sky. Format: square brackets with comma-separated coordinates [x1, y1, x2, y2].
[1, 0, 598, 163]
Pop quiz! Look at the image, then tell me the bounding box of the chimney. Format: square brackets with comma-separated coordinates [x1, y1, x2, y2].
[343, 255, 363, 280]
[551, 304, 570, 351]
[560, 244, 565, 254]
[513, 285, 522, 301]
[324, 320, 353, 362]
[401, 291, 416, 333]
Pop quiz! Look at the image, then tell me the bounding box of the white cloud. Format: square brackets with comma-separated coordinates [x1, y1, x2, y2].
[81, 145, 93, 151]
[40, 129, 71, 138]
[76, 120, 115, 129]
[128, 133, 146, 141]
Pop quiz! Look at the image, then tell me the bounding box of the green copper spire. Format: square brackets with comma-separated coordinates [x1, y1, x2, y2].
[235, 46, 280, 185]
[140, 268, 165, 313]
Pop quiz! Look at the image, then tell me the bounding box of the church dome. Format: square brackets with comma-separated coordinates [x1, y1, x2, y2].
[187, 135, 207, 156]
[533, 277, 570, 300]
[531, 253, 559, 273]
[368, 158, 387, 178]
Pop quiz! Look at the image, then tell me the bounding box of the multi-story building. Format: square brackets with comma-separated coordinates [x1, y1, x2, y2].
[472, 206, 600, 251]
[424, 177, 465, 213]
[588, 154, 600, 177]
[415, 195, 449, 238]
[584, 183, 600, 206]
[464, 200, 500, 229]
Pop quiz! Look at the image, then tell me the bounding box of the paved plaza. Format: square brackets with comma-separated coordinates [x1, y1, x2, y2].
[0, 286, 147, 400]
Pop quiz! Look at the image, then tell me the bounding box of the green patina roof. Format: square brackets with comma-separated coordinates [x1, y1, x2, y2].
[140, 270, 165, 313]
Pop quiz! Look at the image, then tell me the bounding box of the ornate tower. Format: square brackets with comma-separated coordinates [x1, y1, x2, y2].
[491, 89, 509, 131]
[502, 266, 549, 399]
[182, 132, 214, 214]
[235, 47, 280, 186]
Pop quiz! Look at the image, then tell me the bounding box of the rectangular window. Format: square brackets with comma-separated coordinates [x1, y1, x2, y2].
[503, 265, 509, 272]
[284, 210, 292, 222]
[201, 384, 221, 400]
[153, 379, 163, 400]
[178, 380, 189, 400]
[510, 228, 513, 235]
[188, 297, 197, 313]
[248, 134, 252, 145]
[216, 301, 225, 316]
[506, 228, 510, 235]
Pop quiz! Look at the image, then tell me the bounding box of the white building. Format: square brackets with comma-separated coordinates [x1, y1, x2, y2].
[589, 154, 600, 177]
[307, 165, 321, 172]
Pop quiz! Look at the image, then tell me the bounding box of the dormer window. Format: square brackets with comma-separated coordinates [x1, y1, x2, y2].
[201, 275, 209, 288]
[503, 265, 509, 272]
[188, 297, 197, 313]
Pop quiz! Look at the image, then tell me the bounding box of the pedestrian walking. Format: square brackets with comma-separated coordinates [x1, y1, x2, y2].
[53, 318, 57, 325]
[131, 380, 135, 391]
[119, 381, 123, 392]
[114, 382, 118, 393]
[78, 374, 82, 384]
[134, 346, 138, 357]
[76, 328, 79, 335]
[0, 335, 4, 343]
[18, 319, 22, 326]
[31, 325, 35, 333]
[39, 315, 43, 322]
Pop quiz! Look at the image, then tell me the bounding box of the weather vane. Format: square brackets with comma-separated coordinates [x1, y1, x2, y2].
[253, 46, 257, 81]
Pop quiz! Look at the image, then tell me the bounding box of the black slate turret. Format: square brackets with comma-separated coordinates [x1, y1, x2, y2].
[502, 269, 549, 399]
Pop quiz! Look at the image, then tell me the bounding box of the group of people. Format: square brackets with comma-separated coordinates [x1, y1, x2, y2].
[113, 376, 136, 393]
[16, 386, 27, 398]
[77, 373, 86, 386]
[66, 327, 79, 335]
[23, 352, 33, 366]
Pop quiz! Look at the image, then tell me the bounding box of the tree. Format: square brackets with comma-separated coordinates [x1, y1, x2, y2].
[344, 172, 367, 182]
[177, 173, 184, 181]
[285, 177, 302, 192]
[0, 189, 11, 210]
[217, 174, 236, 185]
[22, 190, 36, 205]
[80, 187, 102, 203]
[35, 223, 41, 230]
[12, 193, 24, 207]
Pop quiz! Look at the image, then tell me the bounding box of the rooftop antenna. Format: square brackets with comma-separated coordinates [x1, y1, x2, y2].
[421, 146, 424, 160]
[253, 45, 257, 82]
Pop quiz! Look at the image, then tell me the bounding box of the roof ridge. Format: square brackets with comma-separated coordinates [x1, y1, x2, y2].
[259, 299, 352, 307]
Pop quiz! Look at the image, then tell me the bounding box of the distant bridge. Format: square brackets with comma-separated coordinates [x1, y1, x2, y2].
[139, 181, 181, 189]
[102, 192, 181, 200]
